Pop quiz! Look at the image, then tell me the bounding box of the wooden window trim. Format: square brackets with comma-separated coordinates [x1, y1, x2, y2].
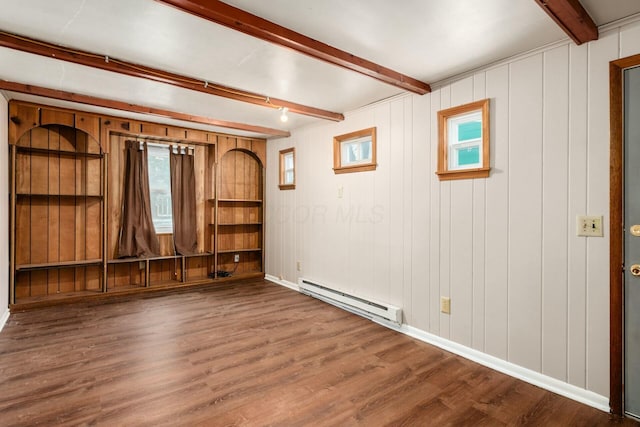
[279, 147, 295, 190]
[436, 99, 490, 181]
[333, 127, 377, 174]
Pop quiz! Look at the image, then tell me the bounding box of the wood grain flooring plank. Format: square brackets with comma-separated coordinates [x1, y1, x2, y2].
[0, 280, 637, 426]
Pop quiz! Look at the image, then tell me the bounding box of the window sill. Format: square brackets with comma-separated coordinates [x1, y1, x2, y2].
[333, 163, 377, 174]
[279, 184, 295, 190]
[435, 167, 490, 181]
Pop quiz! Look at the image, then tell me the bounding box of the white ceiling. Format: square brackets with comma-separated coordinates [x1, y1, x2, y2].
[0, 0, 639, 139]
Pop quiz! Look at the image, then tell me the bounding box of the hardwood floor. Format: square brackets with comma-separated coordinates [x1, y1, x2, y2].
[0, 280, 636, 426]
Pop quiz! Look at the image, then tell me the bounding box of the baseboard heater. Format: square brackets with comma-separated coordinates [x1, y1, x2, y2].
[298, 278, 402, 325]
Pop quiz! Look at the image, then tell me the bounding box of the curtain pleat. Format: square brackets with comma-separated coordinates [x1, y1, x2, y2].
[116, 141, 160, 258]
[170, 147, 198, 255]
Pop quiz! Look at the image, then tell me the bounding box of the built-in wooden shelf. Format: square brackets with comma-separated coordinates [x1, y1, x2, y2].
[17, 193, 103, 198]
[214, 198, 263, 203]
[108, 253, 213, 264]
[16, 258, 103, 271]
[217, 248, 262, 254]
[16, 146, 103, 158]
[217, 222, 262, 226]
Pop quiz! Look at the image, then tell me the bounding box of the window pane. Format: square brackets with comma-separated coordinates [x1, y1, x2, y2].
[458, 146, 480, 166]
[147, 144, 173, 234]
[341, 137, 372, 166]
[284, 152, 294, 169]
[284, 170, 294, 184]
[458, 121, 481, 142]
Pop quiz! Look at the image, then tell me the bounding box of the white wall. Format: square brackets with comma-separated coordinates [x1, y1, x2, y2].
[266, 18, 640, 399]
[0, 92, 9, 328]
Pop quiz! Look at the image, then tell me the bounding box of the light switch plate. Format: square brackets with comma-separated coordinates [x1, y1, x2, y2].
[577, 215, 604, 237]
[440, 296, 451, 314]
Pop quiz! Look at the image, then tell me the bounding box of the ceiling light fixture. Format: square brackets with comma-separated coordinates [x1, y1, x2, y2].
[280, 107, 289, 123]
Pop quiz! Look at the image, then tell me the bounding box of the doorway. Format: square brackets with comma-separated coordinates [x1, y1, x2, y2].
[610, 54, 640, 419]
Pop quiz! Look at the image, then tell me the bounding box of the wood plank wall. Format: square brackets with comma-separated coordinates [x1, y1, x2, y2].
[265, 21, 640, 399]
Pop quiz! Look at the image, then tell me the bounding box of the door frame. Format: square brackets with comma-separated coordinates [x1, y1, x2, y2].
[609, 53, 640, 417]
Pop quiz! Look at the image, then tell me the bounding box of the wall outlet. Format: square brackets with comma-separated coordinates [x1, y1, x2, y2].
[234, 254, 240, 263]
[440, 296, 451, 314]
[296, 261, 301, 271]
[576, 215, 604, 237]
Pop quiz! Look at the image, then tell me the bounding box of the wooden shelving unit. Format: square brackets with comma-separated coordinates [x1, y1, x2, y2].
[8, 101, 266, 307]
[214, 137, 265, 278]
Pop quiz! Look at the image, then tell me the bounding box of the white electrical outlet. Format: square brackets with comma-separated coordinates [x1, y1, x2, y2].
[234, 254, 240, 263]
[440, 296, 451, 314]
[296, 261, 301, 271]
[577, 215, 604, 237]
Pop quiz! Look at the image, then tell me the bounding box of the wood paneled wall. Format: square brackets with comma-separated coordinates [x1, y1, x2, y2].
[7, 101, 266, 304]
[265, 18, 640, 400]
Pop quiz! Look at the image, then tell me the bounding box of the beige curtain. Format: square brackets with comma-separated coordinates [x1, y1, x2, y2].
[116, 140, 160, 258]
[170, 146, 198, 255]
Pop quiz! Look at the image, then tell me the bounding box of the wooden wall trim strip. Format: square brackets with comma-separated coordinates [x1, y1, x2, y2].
[608, 53, 640, 417]
[0, 30, 343, 122]
[1, 80, 290, 138]
[155, 0, 431, 95]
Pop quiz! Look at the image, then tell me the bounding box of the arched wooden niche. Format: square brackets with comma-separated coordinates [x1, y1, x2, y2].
[9, 102, 102, 148]
[15, 124, 103, 196]
[216, 148, 264, 276]
[13, 123, 104, 302]
[218, 149, 264, 201]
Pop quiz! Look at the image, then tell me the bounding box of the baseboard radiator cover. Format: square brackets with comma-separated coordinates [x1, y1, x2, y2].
[298, 278, 402, 324]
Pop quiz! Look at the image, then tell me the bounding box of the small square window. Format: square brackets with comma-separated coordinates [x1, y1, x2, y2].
[279, 148, 295, 190]
[333, 127, 377, 174]
[437, 99, 490, 181]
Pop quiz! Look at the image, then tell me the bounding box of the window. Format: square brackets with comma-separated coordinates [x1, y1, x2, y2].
[333, 127, 377, 174]
[436, 99, 490, 180]
[279, 147, 295, 190]
[147, 143, 173, 233]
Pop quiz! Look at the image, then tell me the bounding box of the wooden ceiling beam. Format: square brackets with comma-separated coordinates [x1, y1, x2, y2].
[0, 80, 291, 138]
[0, 31, 343, 122]
[155, 0, 431, 94]
[535, 0, 598, 45]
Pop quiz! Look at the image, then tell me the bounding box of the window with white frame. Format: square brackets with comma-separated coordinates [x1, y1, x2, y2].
[448, 111, 483, 170]
[436, 99, 490, 181]
[279, 147, 295, 190]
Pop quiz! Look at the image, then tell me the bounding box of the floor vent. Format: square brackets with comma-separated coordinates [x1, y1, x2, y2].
[298, 278, 402, 324]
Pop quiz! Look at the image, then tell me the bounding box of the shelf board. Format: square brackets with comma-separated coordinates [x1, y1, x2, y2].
[217, 222, 262, 226]
[16, 146, 103, 158]
[183, 252, 214, 258]
[16, 258, 103, 271]
[16, 193, 103, 198]
[217, 248, 262, 254]
[215, 198, 263, 204]
[108, 253, 213, 264]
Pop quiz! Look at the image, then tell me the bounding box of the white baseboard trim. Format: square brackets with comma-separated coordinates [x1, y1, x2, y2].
[265, 274, 299, 291]
[0, 308, 10, 333]
[389, 324, 610, 413]
[265, 275, 610, 413]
